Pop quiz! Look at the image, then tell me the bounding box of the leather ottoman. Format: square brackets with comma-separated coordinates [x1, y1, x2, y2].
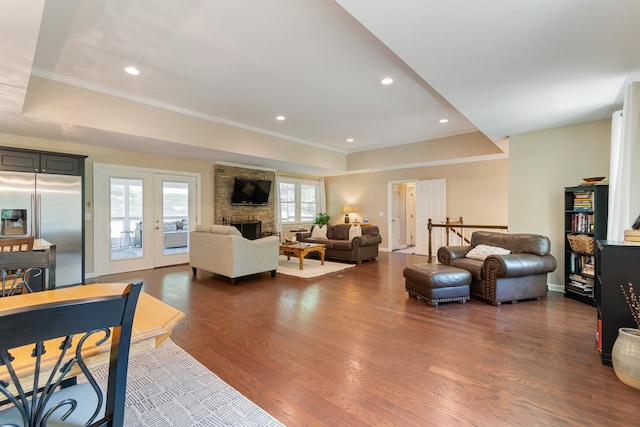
[403, 264, 471, 307]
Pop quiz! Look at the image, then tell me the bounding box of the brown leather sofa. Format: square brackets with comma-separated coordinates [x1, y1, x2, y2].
[296, 224, 382, 263]
[437, 231, 557, 305]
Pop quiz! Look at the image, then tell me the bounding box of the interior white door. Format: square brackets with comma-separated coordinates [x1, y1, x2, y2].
[153, 174, 197, 268]
[391, 184, 402, 250]
[414, 179, 446, 257]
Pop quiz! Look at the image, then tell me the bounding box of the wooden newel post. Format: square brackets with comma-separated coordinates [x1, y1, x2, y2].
[445, 217, 451, 246]
[427, 218, 433, 263]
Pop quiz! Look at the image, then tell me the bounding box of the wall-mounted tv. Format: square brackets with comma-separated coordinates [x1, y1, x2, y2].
[231, 178, 272, 205]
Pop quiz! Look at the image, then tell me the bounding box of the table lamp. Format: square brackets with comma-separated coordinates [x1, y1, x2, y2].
[341, 204, 353, 224]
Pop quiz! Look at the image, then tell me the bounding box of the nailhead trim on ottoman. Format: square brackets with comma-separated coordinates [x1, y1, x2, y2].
[403, 263, 471, 307]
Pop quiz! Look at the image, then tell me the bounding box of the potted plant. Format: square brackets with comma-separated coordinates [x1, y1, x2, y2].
[613, 282, 640, 389]
[314, 212, 330, 226]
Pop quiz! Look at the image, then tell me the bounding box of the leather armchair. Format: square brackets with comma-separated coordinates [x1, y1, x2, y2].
[437, 231, 557, 305]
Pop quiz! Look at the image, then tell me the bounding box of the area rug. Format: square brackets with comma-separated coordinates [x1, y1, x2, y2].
[276, 255, 355, 278]
[91, 338, 285, 427]
[394, 246, 416, 254]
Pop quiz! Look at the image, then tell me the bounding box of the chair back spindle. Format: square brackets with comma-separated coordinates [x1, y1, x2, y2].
[0, 281, 142, 426]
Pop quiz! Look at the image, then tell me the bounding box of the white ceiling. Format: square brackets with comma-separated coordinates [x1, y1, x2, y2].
[1, 0, 639, 174]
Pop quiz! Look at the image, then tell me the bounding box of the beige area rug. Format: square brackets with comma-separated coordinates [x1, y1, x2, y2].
[277, 255, 355, 278]
[92, 338, 285, 426]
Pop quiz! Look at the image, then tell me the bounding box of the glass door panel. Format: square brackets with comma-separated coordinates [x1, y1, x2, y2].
[161, 180, 189, 255]
[110, 177, 143, 261]
[94, 164, 154, 276]
[154, 174, 196, 267]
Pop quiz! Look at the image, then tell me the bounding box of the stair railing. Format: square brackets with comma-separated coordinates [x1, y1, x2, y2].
[427, 217, 508, 263]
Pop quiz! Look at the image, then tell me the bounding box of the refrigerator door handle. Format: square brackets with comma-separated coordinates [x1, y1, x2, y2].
[36, 193, 42, 239]
[31, 193, 36, 238]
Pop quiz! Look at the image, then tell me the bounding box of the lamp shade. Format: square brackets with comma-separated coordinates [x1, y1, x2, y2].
[341, 204, 353, 224]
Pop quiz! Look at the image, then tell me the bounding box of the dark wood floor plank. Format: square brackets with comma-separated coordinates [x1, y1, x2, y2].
[93, 252, 640, 426]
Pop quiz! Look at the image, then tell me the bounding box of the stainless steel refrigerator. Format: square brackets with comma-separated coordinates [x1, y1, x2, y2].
[0, 171, 83, 286]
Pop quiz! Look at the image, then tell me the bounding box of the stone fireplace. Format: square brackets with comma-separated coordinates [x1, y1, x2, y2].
[214, 163, 276, 237]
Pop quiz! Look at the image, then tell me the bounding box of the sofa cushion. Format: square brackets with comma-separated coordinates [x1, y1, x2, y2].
[194, 224, 242, 236]
[449, 257, 483, 281]
[304, 238, 334, 248]
[466, 244, 511, 261]
[328, 224, 351, 240]
[348, 224, 363, 240]
[331, 240, 354, 250]
[311, 225, 328, 239]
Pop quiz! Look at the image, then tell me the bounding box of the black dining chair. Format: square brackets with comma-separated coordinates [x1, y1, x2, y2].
[0, 281, 142, 426]
[0, 236, 39, 297]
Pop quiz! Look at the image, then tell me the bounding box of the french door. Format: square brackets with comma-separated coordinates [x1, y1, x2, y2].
[94, 164, 199, 276]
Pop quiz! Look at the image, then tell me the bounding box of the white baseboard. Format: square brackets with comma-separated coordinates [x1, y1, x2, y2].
[548, 283, 564, 293]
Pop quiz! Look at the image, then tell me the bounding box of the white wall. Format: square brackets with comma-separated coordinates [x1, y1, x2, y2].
[509, 119, 611, 287]
[325, 158, 509, 250]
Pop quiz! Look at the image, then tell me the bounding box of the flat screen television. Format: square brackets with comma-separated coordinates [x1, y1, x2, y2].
[231, 178, 272, 205]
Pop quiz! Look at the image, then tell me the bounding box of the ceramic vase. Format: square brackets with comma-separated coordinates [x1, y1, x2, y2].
[612, 327, 640, 390]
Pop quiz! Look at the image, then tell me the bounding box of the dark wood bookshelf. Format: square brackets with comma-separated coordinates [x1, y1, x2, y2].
[563, 184, 608, 306]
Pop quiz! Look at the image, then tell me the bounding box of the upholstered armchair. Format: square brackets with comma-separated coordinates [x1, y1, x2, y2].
[190, 225, 279, 284]
[437, 231, 557, 306]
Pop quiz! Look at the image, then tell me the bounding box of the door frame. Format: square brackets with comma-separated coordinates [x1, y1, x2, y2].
[93, 163, 201, 276]
[386, 179, 418, 252]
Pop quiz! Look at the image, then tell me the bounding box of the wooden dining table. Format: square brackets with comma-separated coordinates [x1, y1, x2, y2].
[0, 283, 185, 395]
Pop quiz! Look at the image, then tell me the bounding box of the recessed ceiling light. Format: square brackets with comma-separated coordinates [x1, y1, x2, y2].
[124, 66, 140, 75]
[439, 118, 449, 123]
[381, 77, 393, 85]
[346, 138, 354, 142]
[276, 115, 286, 121]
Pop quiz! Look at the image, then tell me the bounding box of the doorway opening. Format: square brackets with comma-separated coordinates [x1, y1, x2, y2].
[388, 180, 417, 253]
[387, 179, 446, 256]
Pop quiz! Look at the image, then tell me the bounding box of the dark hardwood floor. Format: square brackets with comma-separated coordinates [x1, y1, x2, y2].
[93, 252, 640, 426]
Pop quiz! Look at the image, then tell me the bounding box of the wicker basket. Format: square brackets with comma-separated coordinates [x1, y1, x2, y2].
[567, 234, 594, 254]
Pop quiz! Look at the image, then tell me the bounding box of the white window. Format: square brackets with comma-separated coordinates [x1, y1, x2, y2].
[279, 179, 319, 223]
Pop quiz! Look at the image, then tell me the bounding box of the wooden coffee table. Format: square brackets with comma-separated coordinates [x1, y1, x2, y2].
[280, 243, 326, 270]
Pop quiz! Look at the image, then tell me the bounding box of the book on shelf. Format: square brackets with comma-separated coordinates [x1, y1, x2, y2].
[566, 284, 593, 296]
[580, 180, 609, 186]
[572, 191, 594, 211]
[582, 263, 595, 276]
[624, 229, 640, 245]
[570, 213, 594, 233]
[568, 253, 594, 273]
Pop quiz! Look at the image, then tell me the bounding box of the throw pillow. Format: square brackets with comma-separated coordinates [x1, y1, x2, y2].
[348, 224, 363, 240]
[465, 244, 511, 261]
[311, 225, 328, 239]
